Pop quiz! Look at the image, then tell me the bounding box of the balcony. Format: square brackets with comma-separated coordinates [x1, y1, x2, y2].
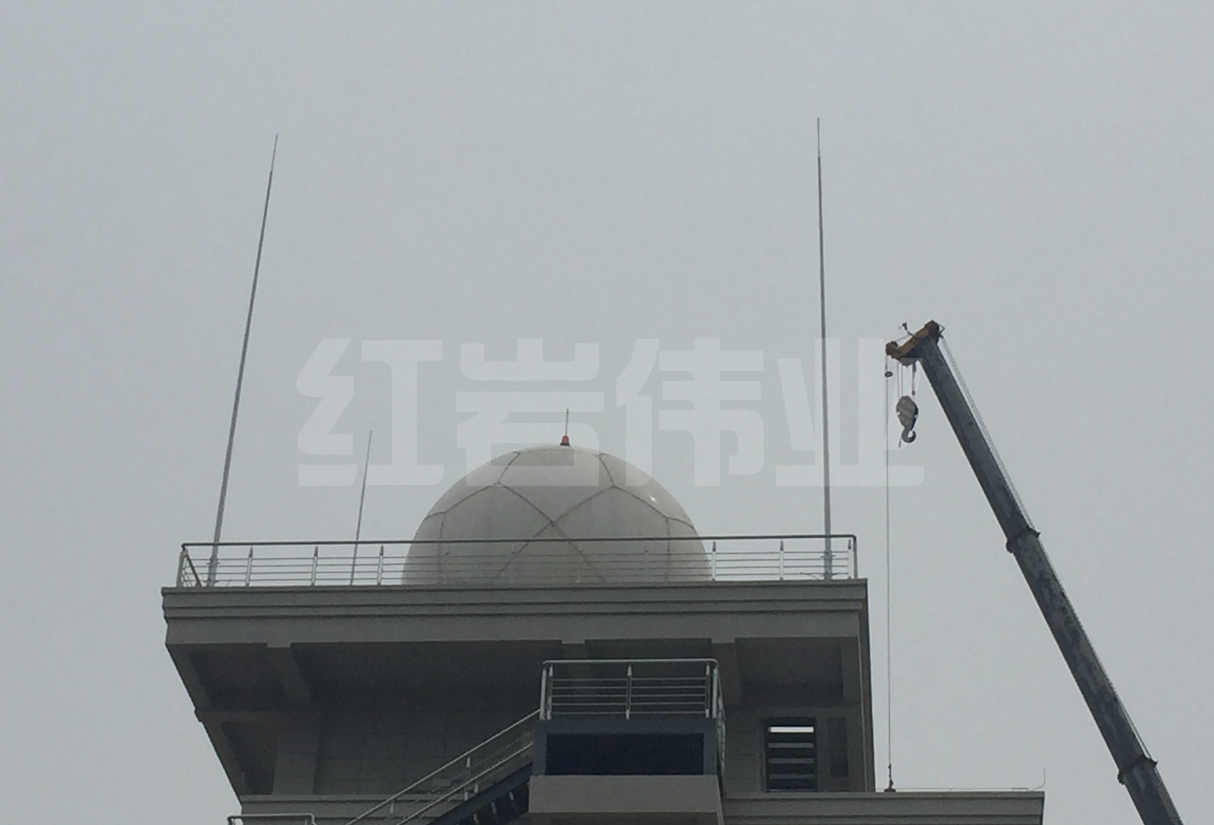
[531, 658, 726, 825]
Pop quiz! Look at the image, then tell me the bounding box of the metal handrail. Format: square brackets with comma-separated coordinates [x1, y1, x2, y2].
[175, 533, 859, 588]
[178, 547, 202, 587]
[344, 709, 539, 825]
[180, 532, 857, 548]
[228, 816, 316, 825]
[540, 658, 722, 721]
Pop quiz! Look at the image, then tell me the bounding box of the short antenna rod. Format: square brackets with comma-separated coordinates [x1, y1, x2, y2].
[208, 136, 278, 585]
[350, 431, 374, 585]
[816, 119, 834, 577]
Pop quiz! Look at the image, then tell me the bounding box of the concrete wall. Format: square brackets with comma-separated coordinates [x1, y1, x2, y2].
[313, 701, 530, 795]
[723, 704, 867, 795]
[261, 684, 537, 796]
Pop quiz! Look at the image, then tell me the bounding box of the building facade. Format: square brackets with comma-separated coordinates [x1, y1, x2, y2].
[164, 445, 1044, 825]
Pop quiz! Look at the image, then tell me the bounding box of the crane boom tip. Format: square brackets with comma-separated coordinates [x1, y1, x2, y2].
[885, 320, 943, 363]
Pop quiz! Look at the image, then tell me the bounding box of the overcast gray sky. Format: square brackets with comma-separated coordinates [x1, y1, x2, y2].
[2, 3, 1211, 823]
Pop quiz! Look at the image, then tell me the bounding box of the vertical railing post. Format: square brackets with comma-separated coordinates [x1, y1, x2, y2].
[376, 545, 385, 585]
[778, 540, 785, 580]
[539, 664, 550, 720]
[714, 665, 726, 778]
[177, 548, 186, 587]
[547, 664, 554, 718]
[244, 546, 254, 586]
[625, 664, 633, 720]
[310, 545, 319, 586]
[710, 541, 717, 579]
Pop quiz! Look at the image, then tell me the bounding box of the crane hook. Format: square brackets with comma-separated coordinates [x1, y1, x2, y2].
[896, 394, 918, 443]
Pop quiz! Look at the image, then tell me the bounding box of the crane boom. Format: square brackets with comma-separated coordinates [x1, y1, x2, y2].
[886, 321, 1182, 825]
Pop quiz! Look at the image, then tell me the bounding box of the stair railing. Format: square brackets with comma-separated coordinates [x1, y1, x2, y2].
[344, 709, 538, 825]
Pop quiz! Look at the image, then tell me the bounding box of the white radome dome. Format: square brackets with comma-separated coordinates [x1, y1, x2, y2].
[405, 445, 708, 585]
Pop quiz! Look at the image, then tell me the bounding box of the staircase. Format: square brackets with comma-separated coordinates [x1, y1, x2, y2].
[344, 710, 538, 825]
[426, 763, 531, 825]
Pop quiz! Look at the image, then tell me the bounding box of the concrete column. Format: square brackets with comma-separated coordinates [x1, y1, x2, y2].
[273, 709, 321, 795]
[711, 641, 744, 708]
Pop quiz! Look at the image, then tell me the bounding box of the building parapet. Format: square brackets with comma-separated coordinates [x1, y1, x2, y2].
[723, 791, 1045, 824]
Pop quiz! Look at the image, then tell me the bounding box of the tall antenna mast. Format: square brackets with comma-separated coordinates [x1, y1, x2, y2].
[816, 119, 834, 578]
[207, 136, 278, 585]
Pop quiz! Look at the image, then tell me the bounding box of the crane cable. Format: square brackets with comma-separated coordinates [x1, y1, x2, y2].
[883, 355, 896, 792]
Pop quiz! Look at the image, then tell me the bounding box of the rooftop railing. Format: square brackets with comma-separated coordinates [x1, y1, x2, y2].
[175, 533, 857, 588]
